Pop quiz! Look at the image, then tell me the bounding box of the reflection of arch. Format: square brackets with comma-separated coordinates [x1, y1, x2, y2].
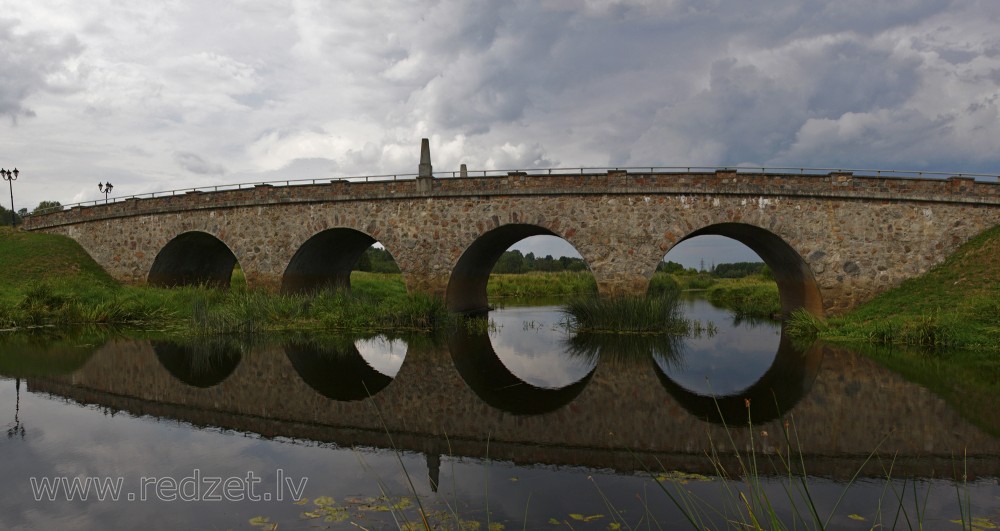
[449, 323, 596, 415]
[654, 332, 825, 425]
[285, 341, 396, 401]
[447, 224, 581, 313]
[148, 232, 238, 288]
[678, 223, 823, 317]
[282, 228, 377, 294]
[153, 341, 242, 389]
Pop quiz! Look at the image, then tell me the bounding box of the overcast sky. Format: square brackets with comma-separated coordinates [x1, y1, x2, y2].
[3, 1, 1000, 265]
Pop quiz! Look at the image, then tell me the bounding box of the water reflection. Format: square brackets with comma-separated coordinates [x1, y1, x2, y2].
[354, 335, 407, 377]
[662, 296, 782, 395]
[4, 314, 1000, 531]
[285, 335, 406, 401]
[636, 296, 826, 424]
[5, 378, 25, 439]
[0, 332, 96, 378]
[486, 304, 596, 387]
[565, 332, 683, 367]
[152, 340, 242, 388]
[655, 332, 825, 424]
[449, 313, 596, 415]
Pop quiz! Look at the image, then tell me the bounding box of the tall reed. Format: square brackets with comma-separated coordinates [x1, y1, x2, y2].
[563, 293, 688, 335]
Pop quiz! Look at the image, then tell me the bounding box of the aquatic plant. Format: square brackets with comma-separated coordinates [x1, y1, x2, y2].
[562, 293, 689, 335]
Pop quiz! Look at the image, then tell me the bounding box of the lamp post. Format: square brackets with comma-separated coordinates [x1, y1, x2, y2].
[98, 181, 113, 204]
[1, 167, 18, 226]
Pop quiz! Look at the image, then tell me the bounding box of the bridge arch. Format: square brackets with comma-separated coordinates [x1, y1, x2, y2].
[148, 231, 241, 288]
[281, 227, 388, 294]
[672, 223, 824, 317]
[446, 224, 589, 313]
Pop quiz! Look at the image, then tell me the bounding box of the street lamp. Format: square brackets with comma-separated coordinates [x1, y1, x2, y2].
[1, 167, 18, 226]
[98, 181, 113, 204]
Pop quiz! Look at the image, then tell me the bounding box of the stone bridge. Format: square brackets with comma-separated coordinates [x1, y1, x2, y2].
[22, 143, 1000, 315]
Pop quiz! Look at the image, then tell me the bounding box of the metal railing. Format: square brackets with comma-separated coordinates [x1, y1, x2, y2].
[27, 165, 1000, 216]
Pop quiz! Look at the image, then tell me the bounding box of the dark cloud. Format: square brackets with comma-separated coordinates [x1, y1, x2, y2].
[0, 19, 82, 122]
[173, 151, 226, 175]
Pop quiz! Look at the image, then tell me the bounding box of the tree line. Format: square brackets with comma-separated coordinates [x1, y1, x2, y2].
[1, 201, 64, 226]
[354, 246, 769, 279]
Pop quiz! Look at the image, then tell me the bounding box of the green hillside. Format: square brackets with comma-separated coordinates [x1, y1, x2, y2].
[821, 224, 1000, 351]
[0, 227, 115, 300]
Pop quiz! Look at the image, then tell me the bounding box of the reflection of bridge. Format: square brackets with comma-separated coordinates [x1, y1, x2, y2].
[20, 338, 1000, 479]
[22, 142, 1000, 315]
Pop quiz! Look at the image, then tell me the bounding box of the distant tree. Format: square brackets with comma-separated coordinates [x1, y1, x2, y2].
[712, 262, 767, 278]
[758, 264, 774, 281]
[524, 252, 537, 271]
[353, 246, 401, 273]
[493, 250, 525, 274]
[33, 200, 62, 214]
[492, 250, 588, 274]
[355, 249, 372, 271]
[0, 206, 21, 226]
[656, 260, 685, 274]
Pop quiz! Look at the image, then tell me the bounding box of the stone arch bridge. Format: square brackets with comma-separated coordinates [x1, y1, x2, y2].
[22, 157, 1000, 316]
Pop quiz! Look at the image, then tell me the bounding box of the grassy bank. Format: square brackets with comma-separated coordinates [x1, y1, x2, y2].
[705, 277, 781, 318]
[648, 272, 779, 318]
[813, 224, 1000, 352]
[487, 271, 596, 298]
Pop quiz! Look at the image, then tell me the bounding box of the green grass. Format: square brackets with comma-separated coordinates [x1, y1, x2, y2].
[818, 224, 1000, 351]
[487, 271, 597, 298]
[706, 277, 781, 318]
[647, 272, 681, 297]
[0, 227, 115, 306]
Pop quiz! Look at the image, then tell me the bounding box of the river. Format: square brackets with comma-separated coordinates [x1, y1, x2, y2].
[1, 295, 998, 529]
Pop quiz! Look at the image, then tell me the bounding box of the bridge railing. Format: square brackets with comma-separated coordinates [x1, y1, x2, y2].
[27, 166, 1000, 216]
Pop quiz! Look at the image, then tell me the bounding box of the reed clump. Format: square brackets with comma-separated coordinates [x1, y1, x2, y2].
[563, 293, 689, 335]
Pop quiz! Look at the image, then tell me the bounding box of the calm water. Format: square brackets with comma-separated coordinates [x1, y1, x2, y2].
[2, 296, 999, 530]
